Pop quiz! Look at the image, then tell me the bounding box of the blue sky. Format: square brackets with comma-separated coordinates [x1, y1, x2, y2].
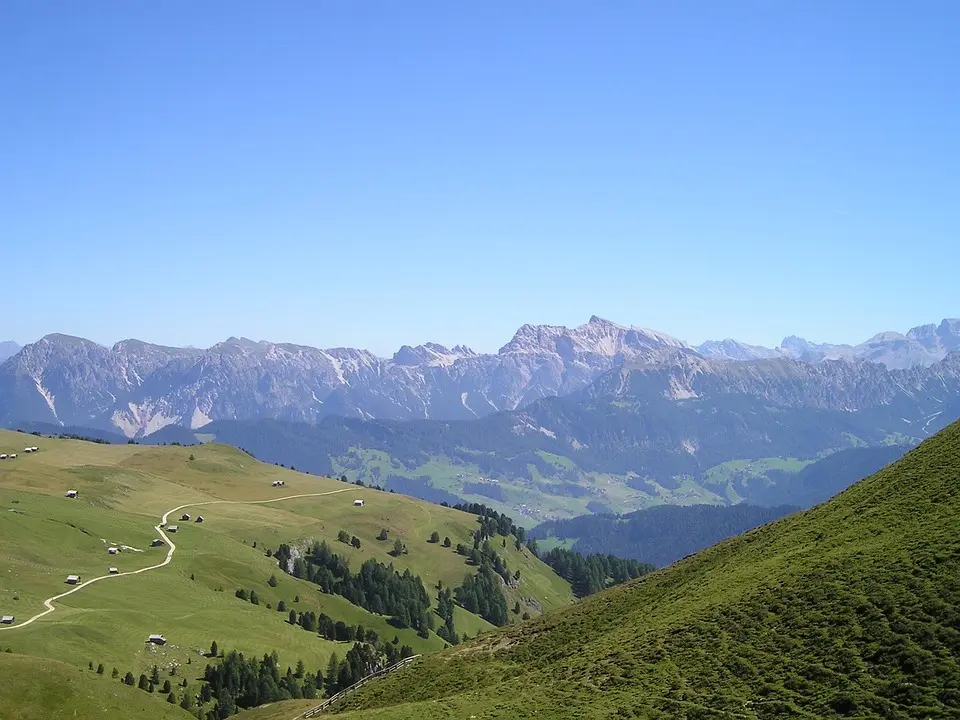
[1, 1, 957, 356]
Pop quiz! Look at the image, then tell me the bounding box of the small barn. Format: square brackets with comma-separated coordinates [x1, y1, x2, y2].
[195, 515, 204, 523]
[0, 454, 6, 460]
[180, 513, 191, 521]
[353, 499, 364, 506]
[31, 446, 38, 452]
[23, 447, 33, 453]
[167, 525, 179, 533]
[65, 490, 78, 498]
[108, 547, 119, 555]
[151, 539, 165, 547]
[109, 567, 119, 574]
[66, 575, 80, 584]
[8, 454, 15, 459]
[271, 480, 285, 487]
[1, 616, 14, 624]
[147, 634, 166, 645]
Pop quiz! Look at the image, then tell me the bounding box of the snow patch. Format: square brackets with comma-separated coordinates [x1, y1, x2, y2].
[33, 378, 59, 421]
[460, 392, 479, 418]
[190, 406, 212, 429]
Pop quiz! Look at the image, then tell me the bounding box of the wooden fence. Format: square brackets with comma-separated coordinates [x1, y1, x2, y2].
[297, 655, 421, 718]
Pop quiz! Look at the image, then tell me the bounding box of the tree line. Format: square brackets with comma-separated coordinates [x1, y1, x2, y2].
[199, 637, 416, 719]
[536, 547, 653, 598]
[273, 540, 433, 636]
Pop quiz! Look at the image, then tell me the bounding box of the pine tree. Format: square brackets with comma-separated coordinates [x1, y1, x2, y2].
[267, 574, 278, 587]
[277, 599, 287, 612]
[210, 641, 218, 657]
[392, 539, 403, 557]
[443, 537, 451, 547]
[429, 531, 440, 543]
[150, 665, 160, 685]
[289, 609, 297, 624]
[96, 663, 104, 674]
[162, 679, 171, 693]
[295, 659, 305, 677]
[111, 668, 119, 678]
[325, 653, 340, 696]
[167, 692, 176, 704]
[138, 674, 150, 691]
[377, 528, 389, 541]
[124, 671, 135, 686]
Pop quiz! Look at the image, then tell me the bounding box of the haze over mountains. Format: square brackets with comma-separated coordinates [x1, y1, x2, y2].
[1, 316, 959, 439]
[0, 341, 19, 363]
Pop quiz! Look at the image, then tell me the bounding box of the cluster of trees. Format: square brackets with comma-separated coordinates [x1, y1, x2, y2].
[324, 641, 400, 696]
[119, 663, 187, 708]
[337, 529, 362, 549]
[235, 588, 261, 605]
[451, 502, 526, 542]
[537, 547, 653, 598]
[435, 585, 459, 645]
[454, 565, 510, 626]
[201, 650, 320, 718]
[455, 537, 513, 586]
[275, 540, 433, 636]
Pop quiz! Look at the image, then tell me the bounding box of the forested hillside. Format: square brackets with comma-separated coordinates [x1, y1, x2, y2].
[531, 503, 798, 567]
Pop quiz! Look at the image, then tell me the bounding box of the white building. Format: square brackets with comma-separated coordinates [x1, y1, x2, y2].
[353, 499, 364, 506]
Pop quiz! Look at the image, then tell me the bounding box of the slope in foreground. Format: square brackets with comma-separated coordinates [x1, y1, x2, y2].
[334, 419, 960, 719]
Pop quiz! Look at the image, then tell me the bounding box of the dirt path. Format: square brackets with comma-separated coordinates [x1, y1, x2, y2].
[0, 487, 358, 631]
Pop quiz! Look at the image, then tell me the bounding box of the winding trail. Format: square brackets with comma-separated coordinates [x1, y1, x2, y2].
[0, 487, 358, 632]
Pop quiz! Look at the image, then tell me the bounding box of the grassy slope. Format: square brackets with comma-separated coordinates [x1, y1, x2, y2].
[0, 430, 571, 718]
[0, 652, 192, 719]
[321, 419, 960, 719]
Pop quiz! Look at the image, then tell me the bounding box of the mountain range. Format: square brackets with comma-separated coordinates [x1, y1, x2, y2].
[1, 316, 958, 439]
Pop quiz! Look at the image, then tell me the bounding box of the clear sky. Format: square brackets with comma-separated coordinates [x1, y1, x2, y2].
[1, 1, 957, 356]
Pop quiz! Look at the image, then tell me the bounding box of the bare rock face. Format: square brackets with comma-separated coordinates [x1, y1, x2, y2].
[1, 317, 959, 437]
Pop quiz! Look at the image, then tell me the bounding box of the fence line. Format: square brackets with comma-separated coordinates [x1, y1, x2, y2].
[297, 655, 421, 718]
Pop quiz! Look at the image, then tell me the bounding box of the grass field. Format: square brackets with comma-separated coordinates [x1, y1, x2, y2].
[0, 652, 192, 719]
[0, 429, 572, 719]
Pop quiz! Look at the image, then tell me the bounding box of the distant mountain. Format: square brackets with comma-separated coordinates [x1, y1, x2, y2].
[0, 318, 691, 436]
[1, 316, 958, 438]
[698, 318, 960, 368]
[530, 503, 800, 567]
[0, 341, 19, 363]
